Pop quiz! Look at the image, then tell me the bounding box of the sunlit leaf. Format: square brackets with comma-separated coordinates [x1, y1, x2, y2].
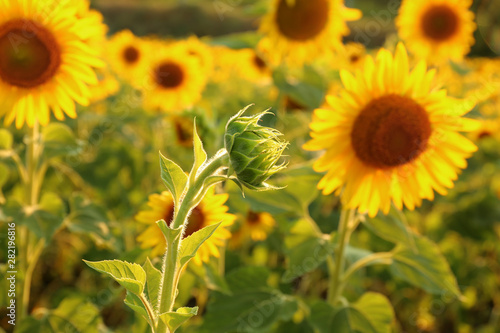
[83, 259, 146, 295]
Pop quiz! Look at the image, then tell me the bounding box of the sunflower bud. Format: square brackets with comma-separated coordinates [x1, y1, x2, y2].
[224, 106, 288, 191]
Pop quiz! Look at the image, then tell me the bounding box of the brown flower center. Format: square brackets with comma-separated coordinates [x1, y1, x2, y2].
[351, 94, 432, 169]
[0, 19, 61, 88]
[184, 207, 205, 237]
[253, 54, 266, 71]
[163, 204, 204, 238]
[275, 0, 329, 41]
[247, 211, 261, 225]
[123, 46, 139, 64]
[421, 5, 459, 41]
[155, 62, 184, 89]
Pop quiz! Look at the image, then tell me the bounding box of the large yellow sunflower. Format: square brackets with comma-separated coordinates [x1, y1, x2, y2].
[140, 42, 206, 113]
[106, 30, 149, 88]
[396, 0, 476, 65]
[259, 0, 361, 65]
[0, 0, 105, 128]
[136, 188, 235, 265]
[304, 43, 478, 217]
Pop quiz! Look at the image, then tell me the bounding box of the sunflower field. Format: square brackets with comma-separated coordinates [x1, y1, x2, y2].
[0, 0, 499, 332]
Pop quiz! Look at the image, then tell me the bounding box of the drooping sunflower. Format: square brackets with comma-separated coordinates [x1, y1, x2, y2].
[0, 0, 105, 128]
[136, 188, 235, 265]
[140, 42, 206, 113]
[304, 43, 478, 217]
[106, 30, 149, 87]
[396, 0, 476, 64]
[259, 0, 361, 65]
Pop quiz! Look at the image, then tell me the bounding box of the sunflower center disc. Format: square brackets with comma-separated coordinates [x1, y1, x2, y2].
[0, 19, 61, 88]
[247, 211, 261, 225]
[253, 54, 266, 70]
[351, 94, 432, 169]
[123, 46, 140, 64]
[155, 62, 184, 88]
[276, 0, 329, 41]
[184, 207, 205, 237]
[421, 5, 459, 41]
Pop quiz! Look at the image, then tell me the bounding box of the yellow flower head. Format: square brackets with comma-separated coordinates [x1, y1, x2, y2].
[0, 0, 106, 128]
[136, 188, 235, 265]
[396, 0, 476, 64]
[259, 0, 361, 66]
[140, 41, 206, 113]
[106, 30, 150, 88]
[304, 43, 478, 217]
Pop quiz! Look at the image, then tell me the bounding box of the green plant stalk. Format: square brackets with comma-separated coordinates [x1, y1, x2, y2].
[156, 151, 229, 333]
[19, 122, 43, 321]
[327, 209, 356, 305]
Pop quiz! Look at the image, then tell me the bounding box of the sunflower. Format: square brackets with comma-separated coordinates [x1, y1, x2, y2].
[184, 35, 214, 77]
[106, 30, 149, 87]
[140, 42, 206, 113]
[240, 210, 276, 242]
[89, 67, 120, 104]
[259, 0, 361, 65]
[136, 188, 235, 265]
[233, 48, 272, 83]
[396, 0, 476, 64]
[304, 43, 478, 217]
[0, 0, 105, 128]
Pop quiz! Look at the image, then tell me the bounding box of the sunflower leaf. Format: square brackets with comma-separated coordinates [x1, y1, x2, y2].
[390, 236, 461, 297]
[159, 306, 198, 332]
[83, 259, 146, 295]
[143, 258, 162, 312]
[189, 119, 207, 185]
[124, 292, 151, 324]
[160, 152, 188, 208]
[179, 222, 221, 268]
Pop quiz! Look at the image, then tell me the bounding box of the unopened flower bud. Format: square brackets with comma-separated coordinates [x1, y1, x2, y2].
[224, 106, 288, 190]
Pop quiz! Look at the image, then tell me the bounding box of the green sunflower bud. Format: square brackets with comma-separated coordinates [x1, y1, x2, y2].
[224, 106, 288, 191]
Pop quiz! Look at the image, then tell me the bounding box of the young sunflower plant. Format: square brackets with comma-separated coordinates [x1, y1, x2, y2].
[84, 106, 288, 333]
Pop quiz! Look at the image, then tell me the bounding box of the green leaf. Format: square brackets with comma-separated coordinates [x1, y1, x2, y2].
[65, 194, 111, 247]
[42, 123, 81, 158]
[203, 262, 232, 295]
[363, 213, 415, 247]
[160, 152, 188, 207]
[226, 266, 270, 292]
[0, 129, 13, 150]
[17, 296, 103, 333]
[189, 120, 207, 182]
[179, 222, 221, 267]
[391, 236, 460, 297]
[159, 306, 199, 332]
[311, 293, 394, 333]
[124, 292, 151, 323]
[282, 235, 334, 283]
[83, 259, 146, 295]
[156, 219, 183, 245]
[143, 258, 162, 311]
[9, 193, 65, 240]
[201, 290, 297, 333]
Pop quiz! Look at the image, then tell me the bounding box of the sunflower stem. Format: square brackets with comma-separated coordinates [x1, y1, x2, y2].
[19, 122, 43, 322]
[327, 208, 356, 306]
[156, 151, 229, 333]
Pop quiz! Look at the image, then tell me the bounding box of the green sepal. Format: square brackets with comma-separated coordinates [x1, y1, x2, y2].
[83, 259, 146, 295]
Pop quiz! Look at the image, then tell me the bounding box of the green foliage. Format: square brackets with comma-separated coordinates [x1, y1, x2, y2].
[200, 266, 298, 333]
[84, 259, 147, 295]
[390, 236, 461, 297]
[310, 293, 394, 333]
[189, 120, 208, 183]
[159, 152, 188, 208]
[179, 223, 221, 267]
[0, 128, 13, 150]
[143, 258, 162, 311]
[159, 306, 199, 332]
[42, 123, 81, 158]
[17, 296, 103, 332]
